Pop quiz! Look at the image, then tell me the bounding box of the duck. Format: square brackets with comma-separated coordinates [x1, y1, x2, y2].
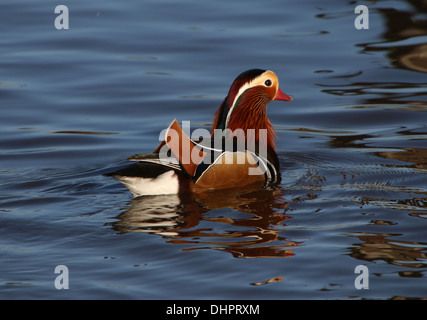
[107, 69, 292, 197]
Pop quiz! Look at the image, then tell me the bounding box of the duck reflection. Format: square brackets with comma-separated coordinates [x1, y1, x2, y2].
[110, 186, 300, 258]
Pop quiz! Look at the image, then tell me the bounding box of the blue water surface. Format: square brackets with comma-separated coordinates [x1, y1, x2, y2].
[1, 0, 427, 299]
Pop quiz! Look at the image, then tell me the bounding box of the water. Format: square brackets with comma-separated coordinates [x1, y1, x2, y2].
[1, 0, 426, 300]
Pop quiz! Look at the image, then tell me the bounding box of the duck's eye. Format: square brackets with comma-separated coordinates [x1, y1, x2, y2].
[264, 79, 272, 87]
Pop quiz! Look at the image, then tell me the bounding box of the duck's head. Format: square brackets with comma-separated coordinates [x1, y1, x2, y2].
[212, 69, 292, 149]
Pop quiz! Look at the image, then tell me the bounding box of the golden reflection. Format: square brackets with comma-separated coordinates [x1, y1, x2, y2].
[250, 276, 284, 286]
[378, 147, 427, 170]
[399, 44, 427, 73]
[347, 233, 427, 268]
[110, 186, 300, 258]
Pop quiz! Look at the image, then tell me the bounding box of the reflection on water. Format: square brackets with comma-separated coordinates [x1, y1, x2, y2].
[318, 81, 427, 116]
[398, 44, 427, 73]
[1, 0, 427, 299]
[329, 131, 427, 212]
[347, 233, 427, 269]
[360, 3, 427, 73]
[109, 134, 427, 262]
[379, 148, 427, 170]
[109, 186, 300, 258]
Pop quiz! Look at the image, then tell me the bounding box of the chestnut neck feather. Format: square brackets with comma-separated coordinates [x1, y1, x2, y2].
[212, 86, 277, 150]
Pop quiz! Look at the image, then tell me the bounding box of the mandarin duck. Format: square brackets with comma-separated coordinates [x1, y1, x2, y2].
[107, 69, 292, 197]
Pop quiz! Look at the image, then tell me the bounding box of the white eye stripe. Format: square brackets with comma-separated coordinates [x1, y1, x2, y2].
[225, 81, 253, 128]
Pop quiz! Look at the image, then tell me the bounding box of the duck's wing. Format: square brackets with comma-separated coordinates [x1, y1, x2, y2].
[126, 119, 207, 176]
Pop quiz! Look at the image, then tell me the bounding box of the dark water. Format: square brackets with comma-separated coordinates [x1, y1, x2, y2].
[1, 0, 426, 299]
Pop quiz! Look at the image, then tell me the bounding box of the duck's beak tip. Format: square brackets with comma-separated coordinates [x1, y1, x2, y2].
[275, 88, 292, 101]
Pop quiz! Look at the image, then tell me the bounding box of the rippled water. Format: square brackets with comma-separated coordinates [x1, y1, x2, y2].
[1, 0, 426, 299]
